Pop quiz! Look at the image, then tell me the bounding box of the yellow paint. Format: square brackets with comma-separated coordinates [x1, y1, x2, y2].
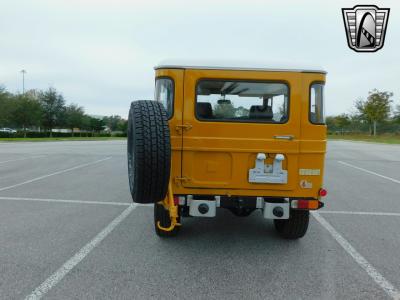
[156, 181, 181, 232]
[155, 67, 326, 200]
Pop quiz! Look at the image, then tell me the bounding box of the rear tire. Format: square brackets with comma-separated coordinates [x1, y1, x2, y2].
[274, 210, 309, 239]
[127, 100, 171, 204]
[154, 202, 180, 237]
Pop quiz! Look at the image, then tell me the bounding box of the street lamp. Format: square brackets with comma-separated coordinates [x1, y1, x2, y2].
[21, 69, 27, 93]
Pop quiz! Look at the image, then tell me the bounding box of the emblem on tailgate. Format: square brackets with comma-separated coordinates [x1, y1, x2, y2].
[300, 180, 313, 189]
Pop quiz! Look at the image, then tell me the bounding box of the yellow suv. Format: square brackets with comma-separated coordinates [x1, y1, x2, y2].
[127, 60, 327, 239]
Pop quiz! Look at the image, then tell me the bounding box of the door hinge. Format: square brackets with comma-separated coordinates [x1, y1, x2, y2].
[175, 124, 192, 134]
[174, 176, 191, 185]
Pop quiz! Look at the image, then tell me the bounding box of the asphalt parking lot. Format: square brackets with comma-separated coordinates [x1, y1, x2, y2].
[0, 140, 399, 300]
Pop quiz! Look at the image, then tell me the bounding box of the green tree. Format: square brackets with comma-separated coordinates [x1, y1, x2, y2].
[355, 89, 393, 136]
[117, 119, 128, 134]
[64, 104, 85, 136]
[12, 94, 42, 137]
[89, 117, 106, 132]
[39, 88, 65, 136]
[335, 114, 351, 134]
[0, 86, 13, 127]
[394, 105, 400, 124]
[235, 106, 250, 117]
[325, 116, 335, 131]
[214, 102, 236, 118]
[103, 115, 123, 131]
[326, 114, 351, 134]
[80, 115, 91, 132]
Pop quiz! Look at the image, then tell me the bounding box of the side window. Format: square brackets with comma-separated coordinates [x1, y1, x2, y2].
[155, 78, 174, 118]
[310, 83, 325, 124]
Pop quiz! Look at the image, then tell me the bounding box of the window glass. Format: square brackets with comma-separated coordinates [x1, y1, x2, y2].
[155, 78, 174, 118]
[310, 83, 325, 124]
[196, 80, 289, 123]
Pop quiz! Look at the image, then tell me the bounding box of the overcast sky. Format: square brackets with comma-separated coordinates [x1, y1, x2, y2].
[1, 0, 399, 118]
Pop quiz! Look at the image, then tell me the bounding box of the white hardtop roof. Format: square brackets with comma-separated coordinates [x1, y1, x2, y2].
[155, 59, 326, 74]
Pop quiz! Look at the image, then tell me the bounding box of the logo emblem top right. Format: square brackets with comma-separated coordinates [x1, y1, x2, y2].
[342, 5, 390, 52]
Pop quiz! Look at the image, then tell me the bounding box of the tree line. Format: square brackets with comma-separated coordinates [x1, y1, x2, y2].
[2, 86, 398, 138]
[0, 86, 127, 137]
[327, 89, 399, 136]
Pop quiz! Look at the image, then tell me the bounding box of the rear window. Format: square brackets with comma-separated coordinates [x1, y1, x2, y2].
[155, 77, 174, 118]
[310, 83, 325, 124]
[196, 80, 289, 123]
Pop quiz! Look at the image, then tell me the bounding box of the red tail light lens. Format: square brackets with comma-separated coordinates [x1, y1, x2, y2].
[319, 188, 327, 197]
[296, 200, 309, 209]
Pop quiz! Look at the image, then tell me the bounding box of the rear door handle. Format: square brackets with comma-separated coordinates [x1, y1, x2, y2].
[274, 135, 294, 140]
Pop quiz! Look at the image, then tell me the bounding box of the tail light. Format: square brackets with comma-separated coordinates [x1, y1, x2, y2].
[319, 188, 328, 197]
[291, 199, 322, 210]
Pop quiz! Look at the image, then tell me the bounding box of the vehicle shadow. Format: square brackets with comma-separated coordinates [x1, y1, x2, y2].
[154, 209, 309, 256]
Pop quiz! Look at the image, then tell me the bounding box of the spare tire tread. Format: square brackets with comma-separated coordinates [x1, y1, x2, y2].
[128, 100, 171, 203]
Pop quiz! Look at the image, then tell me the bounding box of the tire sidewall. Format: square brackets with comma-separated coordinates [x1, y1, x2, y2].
[127, 107, 137, 196]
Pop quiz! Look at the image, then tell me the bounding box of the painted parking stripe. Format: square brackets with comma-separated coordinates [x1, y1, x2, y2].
[0, 196, 152, 207]
[319, 210, 400, 217]
[0, 157, 111, 192]
[25, 204, 136, 300]
[338, 161, 400, 185]
[0, 155, 46, 165]
[312, 212, 400, 299]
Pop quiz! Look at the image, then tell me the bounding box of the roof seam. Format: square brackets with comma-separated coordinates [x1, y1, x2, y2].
[154, 65, 326, 74]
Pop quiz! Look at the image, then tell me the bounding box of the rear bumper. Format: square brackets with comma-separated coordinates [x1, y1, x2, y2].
[177, 195, 324, 219]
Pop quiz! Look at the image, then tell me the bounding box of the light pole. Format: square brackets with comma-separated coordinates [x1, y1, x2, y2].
[21, 69, 27, 94]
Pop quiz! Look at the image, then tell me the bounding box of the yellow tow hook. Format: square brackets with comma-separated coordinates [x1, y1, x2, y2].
[156, 182, 181, 232]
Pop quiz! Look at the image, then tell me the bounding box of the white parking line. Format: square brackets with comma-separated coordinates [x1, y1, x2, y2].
[320, 210, 400, 217]
[312, 212, 400, 299]
[338, 161, 400, 185]
[0, 155, 46, 165]
[0, 196, 130, 206]
[25, 204, 136, 300]
[0, 157, 111, 192]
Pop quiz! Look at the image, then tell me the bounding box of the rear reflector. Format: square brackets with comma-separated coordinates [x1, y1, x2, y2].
[319, 188, 328, 197]
[291, 199, 321, 210]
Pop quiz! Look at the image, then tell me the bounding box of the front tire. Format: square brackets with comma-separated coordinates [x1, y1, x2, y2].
[274, 210, 309, 239]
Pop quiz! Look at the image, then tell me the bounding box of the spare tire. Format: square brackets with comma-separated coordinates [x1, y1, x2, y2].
[127, 100, 171, 204]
